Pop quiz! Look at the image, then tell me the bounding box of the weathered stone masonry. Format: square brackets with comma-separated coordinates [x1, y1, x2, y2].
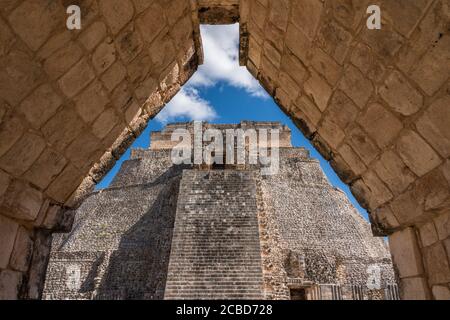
[43, 122, 397, 300]
[0, 0, 449, 299]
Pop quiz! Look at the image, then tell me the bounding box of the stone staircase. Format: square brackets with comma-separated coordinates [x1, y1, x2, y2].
[164, 170, 264, 300]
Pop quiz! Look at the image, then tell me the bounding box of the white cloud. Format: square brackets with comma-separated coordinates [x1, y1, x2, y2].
[155, 24, 267, 124]
[155, 87, 218, 124]
[189, 24, 268, 98]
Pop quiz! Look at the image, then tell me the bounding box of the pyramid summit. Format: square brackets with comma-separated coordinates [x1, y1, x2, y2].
[43, 122, 397, 300]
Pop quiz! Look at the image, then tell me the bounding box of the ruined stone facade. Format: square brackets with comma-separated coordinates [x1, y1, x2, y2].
[0, 1, 449, 299]
[43, 122, 397, 300]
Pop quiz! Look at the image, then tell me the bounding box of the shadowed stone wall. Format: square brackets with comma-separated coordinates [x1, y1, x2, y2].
[0, 0, 201, 299]
[0, 1, 449, 299]
[238, 0, 450, 299]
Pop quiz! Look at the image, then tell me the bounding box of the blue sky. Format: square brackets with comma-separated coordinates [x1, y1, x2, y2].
[96, 25, 369, 221]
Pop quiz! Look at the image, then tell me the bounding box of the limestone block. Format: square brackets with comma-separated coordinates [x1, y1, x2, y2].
[330, 154, 356, 184]
[164, 0, 189, 26]
[304, 70, 332, 112]
[413, 168, 450, 211]
[334, 83, 361, 116]
[432, 285, 450, 300]
[100, 0, 134, 35]
[0, 169, 11, 198]
[360, 23, 403, 58]
[263, 42, 281, 68]
[92, 108, 120, 140]
[0, 115, 24, 158]
[137, 2, 166, 45]
[92, 39, 117, 74]
[338, 65, 373, 109]
[382, 0, 430, 37]
[8, 0, 63, 51]
[396, 130, 441, 177]
[259, 57, 279, 94]
[0, 12, 15, 56]
[0, 215, 19, 269]
[410, 35, 450, 96]
[149, 34, 176, 75]
[400, 277, 430, 300]
[0, 132, 46, 176]
[135, 77, 158, 103]
[318, 117, 345, 150]
[290, 0, 323, 40]
[58, 59, 95, 98]
[65, 131, 102, 171]
[419, 221, 439, 247]
[433, 212, 450, 240]
[317, 19, 352, 64]
[361, 170, 393, 209]
[79, 21, 107, 51]
[24, 149, 66, 191]
[43, 42, 83, 80]
[423, 242, 450, 285]
[250, 0, 267, 30]
[389, 227, 424, 278]
[116, 25, 144, 64]
[111, 82, 134, 114]
[46, 164, 83, 203]
[171, 15, 194, 50]
[41, 107, 85, 152]
[280, 53, 307, 87]
[268, 0, 289, 31]
[349, 179, 372, 210]
[248, 37, 262, 69]
[37, 31, 72, 60]
[133, 0, 153, 14]
[371, 205, 400, 233]
[358, 103, 403, 149]
[0, 269, 22, 299]
[10, 226, 33, 272]
[309, 47, 342, 85]
[329, 0, 368, 30]
[347, 126, 379, 166]
[74, 81, 109, 124]
[373, 150, 415, 195]
[19, 84, 63, 130]
[274, 88, 292, 111]
[101, 61, 127, 92]
[0, 49, 45, 106]
[293, 95, 321, 127]
[380, 71, 423, 116]
[278, 72, 300, 103]
[0, 180, 44, 221]
[416, 95, 450, 158]
[285, 23, 310, 63]
[337, 144, 366, 176]
[350, 43, 386, 83]
[390, 189, 423, 225]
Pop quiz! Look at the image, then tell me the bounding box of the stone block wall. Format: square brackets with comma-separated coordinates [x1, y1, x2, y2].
[43, 156, 181, 300]
[164, 169, 264, 299]
[0, 0, 201, 299]
[1, 0, 449, 299]
[259, 148, 396, 299]
[239, 0, 450, 299]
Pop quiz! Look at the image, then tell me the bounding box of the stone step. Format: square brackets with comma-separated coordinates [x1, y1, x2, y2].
[164, 170, 264, 300]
